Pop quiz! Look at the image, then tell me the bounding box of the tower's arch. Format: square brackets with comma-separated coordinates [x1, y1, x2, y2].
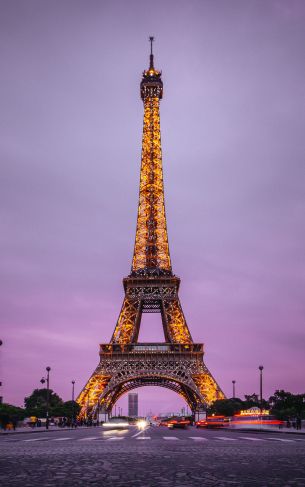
[99, 374, 203, 413]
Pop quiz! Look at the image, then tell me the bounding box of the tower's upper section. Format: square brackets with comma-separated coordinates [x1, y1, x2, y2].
[131, 38, 172, 276]
[140, 37, 163, 100]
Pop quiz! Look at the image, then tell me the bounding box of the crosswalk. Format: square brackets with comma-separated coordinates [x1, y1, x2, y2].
[51, 437, 73, 441]
[3, 435, 303, 444]
[215, 437, 236, 441]
[189, 437, 207, 441]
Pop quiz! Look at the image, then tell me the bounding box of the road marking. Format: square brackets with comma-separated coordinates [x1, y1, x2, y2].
[267, 437, 295, 443]
[132, 429, 148, 438]
[239, 437, 265, 441]
[51, 437, 72, 441]
[189, 437, 207, 441]
[107, 437, 124, 441]
[78, 437, 99, 441]
[215, 437, 237, 441]
[295, 439, 305, 441]
[163, 437, 179, 440]
[23, 437, 49, 442]
[136, 436, 151, 440]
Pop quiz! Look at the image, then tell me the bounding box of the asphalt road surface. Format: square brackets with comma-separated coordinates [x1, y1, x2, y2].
[1, 425, 305, 486]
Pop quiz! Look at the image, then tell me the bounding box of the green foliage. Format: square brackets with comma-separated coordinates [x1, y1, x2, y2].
[24, 389, 83, 419]
[0, 403, 26, 428]
[243, 394, 269, 410]
[209, 390, 305, 420]
[208, 398, 244, 417]
[24, 388, 64, 418]
[244, 394, 259, 407]
[269, 390, 305, 419]
[61, 400, 81, 419]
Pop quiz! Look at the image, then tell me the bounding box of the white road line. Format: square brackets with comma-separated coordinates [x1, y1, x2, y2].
[132, 429, 148, 438]
[136, 436, 151, 440]
[163, 437, 179, 440]
[295, 438, 305, 441]
[107, 437, 124, 441]
[215, 437, 237, 441]
[239, 437, 265, 441]
[189, 437, 207, 441]
[51, 437, 72, 441]
[23, 437, 49, 442]
[267, 437, 295, 443]
[78, 437, 99, 441]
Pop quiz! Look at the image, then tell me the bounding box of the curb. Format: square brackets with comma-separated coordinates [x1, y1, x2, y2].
[0, 426, 98, 436]
[220, 427, 305, 436]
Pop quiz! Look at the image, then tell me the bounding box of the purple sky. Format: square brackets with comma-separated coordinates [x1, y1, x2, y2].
[1, 0, 305, 415]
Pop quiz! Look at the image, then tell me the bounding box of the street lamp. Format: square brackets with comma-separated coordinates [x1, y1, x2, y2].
[41, 366, 51, 429]
[232, 380, 236, 399]
[71, 380, 75, 425]
[259, 365, 264, 412]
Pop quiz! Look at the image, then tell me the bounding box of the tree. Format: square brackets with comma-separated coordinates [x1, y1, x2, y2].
[0, 403, 26, 429]
[244, 394, 259, 406]
[24, 388, 64, 418]
[269, 390, 305, 420]
[208, 398, 244, 417]
[244, 393, 269, 410]
[61, 401, 81, 419]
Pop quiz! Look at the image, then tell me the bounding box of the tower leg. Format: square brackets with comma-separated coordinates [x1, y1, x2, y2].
[111, 297, 141, 344]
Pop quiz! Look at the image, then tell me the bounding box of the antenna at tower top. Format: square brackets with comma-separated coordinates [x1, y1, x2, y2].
[149, 36, 155, 69]
[149, 36, 154, 55]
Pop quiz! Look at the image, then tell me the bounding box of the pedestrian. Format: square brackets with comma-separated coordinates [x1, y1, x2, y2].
[12, 417, 17, 431]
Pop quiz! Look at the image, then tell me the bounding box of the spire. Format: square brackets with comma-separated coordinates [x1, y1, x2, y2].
[141, 36, 163, 100]
[149, 36, 154, 70]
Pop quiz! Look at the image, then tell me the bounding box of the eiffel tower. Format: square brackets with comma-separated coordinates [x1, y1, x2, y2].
[77, 38, 225, 419]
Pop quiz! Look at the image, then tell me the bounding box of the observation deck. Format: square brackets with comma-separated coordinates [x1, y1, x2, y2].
[100, 342, 204, 357]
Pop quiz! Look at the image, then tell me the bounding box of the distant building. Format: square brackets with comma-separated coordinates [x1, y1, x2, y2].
[128, 393, 138, 417]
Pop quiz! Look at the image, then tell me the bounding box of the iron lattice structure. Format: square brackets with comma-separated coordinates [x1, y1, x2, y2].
[77, 39, 225, 418]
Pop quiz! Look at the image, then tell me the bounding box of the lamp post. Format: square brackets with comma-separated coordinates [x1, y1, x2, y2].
[259, 365, 264, 412]
[232, 380, 236, 399]
[40, 366, 51, 429]
[71, 380, 75, 425]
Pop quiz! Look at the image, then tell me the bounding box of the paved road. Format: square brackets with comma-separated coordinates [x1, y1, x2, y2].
[1, 425, 305, 486]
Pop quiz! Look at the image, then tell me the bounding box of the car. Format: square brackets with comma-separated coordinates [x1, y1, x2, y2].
[196, 415, 226, 428]
[167, 418, 190, 429]
[158, 420, 170, 427]
[102, 418, 130, 429]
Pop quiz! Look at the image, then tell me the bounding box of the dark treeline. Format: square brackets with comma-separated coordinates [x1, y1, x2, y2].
[209, 390, 305, 420]
[0, 388, 80, 429]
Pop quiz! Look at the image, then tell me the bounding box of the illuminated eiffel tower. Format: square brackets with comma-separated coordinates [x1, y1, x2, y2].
[77, 38, 225, 419]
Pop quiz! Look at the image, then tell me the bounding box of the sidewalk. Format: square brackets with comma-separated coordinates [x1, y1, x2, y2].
[222, 426, 305, 435]
[2, 425, 304, 436]
[0, 425, 91, 436]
